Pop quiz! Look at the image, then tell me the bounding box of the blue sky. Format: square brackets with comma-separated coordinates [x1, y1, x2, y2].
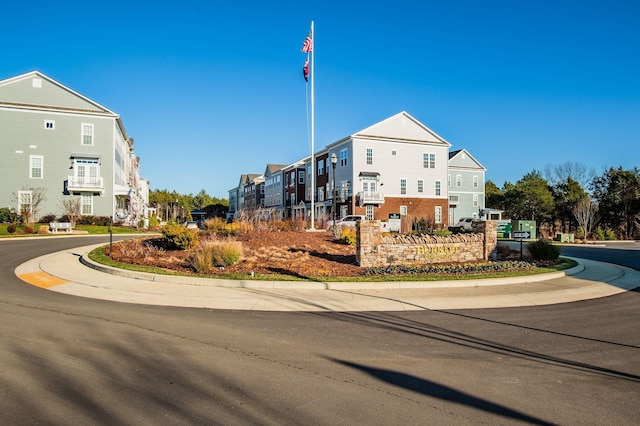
[3, 1, 638, 198]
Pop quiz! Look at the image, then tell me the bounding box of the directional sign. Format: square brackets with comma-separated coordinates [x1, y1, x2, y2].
[513, 231, 530, 239]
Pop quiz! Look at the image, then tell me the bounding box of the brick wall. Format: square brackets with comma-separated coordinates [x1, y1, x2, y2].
[352, 197, 449, 231]
[356, 220, 498, 268]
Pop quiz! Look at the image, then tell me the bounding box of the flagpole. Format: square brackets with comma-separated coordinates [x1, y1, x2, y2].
[309, 20, 316, 230]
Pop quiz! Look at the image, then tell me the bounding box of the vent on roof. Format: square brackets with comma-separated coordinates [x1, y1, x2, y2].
[32, 78, 42, 88]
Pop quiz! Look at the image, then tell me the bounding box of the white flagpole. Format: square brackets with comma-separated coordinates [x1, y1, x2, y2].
[309, 20, 316, 230]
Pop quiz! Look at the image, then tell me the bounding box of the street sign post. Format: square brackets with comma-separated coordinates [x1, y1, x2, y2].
[513, 231, 531, 259]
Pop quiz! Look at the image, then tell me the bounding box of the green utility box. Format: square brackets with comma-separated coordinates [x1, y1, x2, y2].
[511, 220, 536, 239]
[555, 233, 575, 243]
[496, 220, 512, 238]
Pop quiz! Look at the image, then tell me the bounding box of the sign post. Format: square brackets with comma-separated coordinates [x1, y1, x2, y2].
[513, 231, 530, 260]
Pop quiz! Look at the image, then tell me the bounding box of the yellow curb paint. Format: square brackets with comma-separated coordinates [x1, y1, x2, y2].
[18, 271, 68, 288]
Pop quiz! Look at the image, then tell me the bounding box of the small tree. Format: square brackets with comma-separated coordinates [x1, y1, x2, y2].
[13, 187, 47, 226]
[572, 197, 597, 240]
[60, 196, 82, 227]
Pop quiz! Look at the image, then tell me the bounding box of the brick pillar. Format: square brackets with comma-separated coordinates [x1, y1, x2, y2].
[357, 220, 381, 267]
[472, 220, 498, 260]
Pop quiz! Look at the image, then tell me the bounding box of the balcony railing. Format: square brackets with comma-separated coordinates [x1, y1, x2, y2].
[67, 176, 104, 194]
[357, 191, 385, 206]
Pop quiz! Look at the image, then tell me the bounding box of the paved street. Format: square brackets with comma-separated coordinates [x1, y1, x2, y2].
[1, 236, 639, 424]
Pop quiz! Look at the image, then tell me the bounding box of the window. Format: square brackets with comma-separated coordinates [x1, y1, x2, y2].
[473, 194, 478, 207]
[417, 179, 423, 193]
[366, 205, 374, 220]
[435, 180, 441, 196]
[400, 179, 406, 195]
[473, 175, 479, 188]
[18, 190, 32, 218]
[448, 174, 451, 187]
[81, 123, 94, 145]
[317, 159, 324, 175]
[290, 171, 295, 187]
[366, 148, 373, 165]
[392, 150, 397, 156]
[298, 171, 305, 184]
[400, 205, 407, 216]
[30, 155, 43, 179]
[423, 153, 435, 169]
[81, 194, 93, 215]
[318, 187, 324, 202]
[435, 206, 442, 223]
[44, 120, 55, 129]
[456, 174, 462, 187]
[449, 195, 459, 203]
[340, 148, 348, 167]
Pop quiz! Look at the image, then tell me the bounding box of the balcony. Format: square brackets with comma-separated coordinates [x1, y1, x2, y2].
[357, 191, 385, 206]
[67, 176, 104, 195]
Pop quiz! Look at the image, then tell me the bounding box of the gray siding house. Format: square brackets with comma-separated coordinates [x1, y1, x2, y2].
[448, 149, 486, 223]
[0, 71, 146, 225]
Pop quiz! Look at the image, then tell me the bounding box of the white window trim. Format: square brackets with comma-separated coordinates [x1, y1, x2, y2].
[423, 152, 435, 169]
[456, 174, 462, 187]
[30, 155, 43, 179]
[44, 120, 55, 130]
[435, 206, 442, 223]
[473, 175, 479, 188]
[81, 194, 93, 215]
[435, 180, 441, 196]
[400, 178, 407, 195]
[18, 190, 32, 217]
[81, 123, 94, 146]
[366, 147, 373, 165]
[417, 179, 424, 193]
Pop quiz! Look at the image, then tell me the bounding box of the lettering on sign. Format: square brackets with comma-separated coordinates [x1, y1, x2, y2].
[416, 245, 460, 259]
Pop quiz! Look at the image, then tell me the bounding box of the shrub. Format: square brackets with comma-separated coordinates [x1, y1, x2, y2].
[147, 215, 160, 229]
[22, 225, 35, 234]
[594, 226, 605, 241]
[338, 227, 357, 245]
[39, 213, 57, 224]
[575, 226, 585, 239]
[526, 238, 561, 260]
[161, 224, 199, 250]
[7, 223, 17, 234]
[202, 217, 228, 234]
[190, 239, 243, 271]
[605, 228, 617, 240]
[210, 240, 243, 267]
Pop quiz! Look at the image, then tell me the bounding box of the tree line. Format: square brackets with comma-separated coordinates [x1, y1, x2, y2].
[486, 162, 640, 240]
[149, 189, 228, 221]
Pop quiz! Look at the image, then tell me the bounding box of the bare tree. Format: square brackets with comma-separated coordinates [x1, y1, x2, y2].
[59, 196, 81, 227]
[12, 186, 47, 225]
[544, 161, 595, 189]
[572, 197, 597, 240]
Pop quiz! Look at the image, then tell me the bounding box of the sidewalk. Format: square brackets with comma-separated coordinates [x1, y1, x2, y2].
[14, 243, 640, 312]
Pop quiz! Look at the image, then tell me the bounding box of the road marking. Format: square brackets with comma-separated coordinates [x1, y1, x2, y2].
[18, 271, 68, 288]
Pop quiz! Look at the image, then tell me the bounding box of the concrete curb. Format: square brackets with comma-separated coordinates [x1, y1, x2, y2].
[79, 244, 585, 290]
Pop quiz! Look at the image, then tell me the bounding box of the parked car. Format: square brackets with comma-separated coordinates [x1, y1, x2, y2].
[456, 217, 475, 231]
[184, 221, 198, 229]
[326, 215, 366, 229]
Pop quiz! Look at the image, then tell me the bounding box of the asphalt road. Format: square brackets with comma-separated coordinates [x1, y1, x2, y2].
[1, 236, 639, 425]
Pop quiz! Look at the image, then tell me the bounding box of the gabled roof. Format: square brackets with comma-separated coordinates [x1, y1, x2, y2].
[0, 70, 118, 116]
[448, 148, 486, 171]
[264, 163, 287, 175]
[329, 111, 451, 148]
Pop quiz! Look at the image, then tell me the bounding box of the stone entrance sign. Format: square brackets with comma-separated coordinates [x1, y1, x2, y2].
[356, 220, 498, 268]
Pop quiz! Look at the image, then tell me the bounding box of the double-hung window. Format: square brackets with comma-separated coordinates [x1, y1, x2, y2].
[81, 123, 94, 146]
[81, 194, 93, 215]
[435, 180, 441, 196]
[400, 179, 407, 195]
[340, 148, 348, 167]
[366, 148, 373, 165]
[423, 153, 435, 169]
[30, 155, 43, 179]
[417, 179, 424, 193]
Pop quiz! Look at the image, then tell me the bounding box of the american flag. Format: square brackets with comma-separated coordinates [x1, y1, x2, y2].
[301, 28, 313, 52]
[303, 58, 309, 81]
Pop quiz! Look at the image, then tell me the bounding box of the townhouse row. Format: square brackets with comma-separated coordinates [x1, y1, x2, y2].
[0, 71, 148, 225]
[228, 112, 488, 228]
